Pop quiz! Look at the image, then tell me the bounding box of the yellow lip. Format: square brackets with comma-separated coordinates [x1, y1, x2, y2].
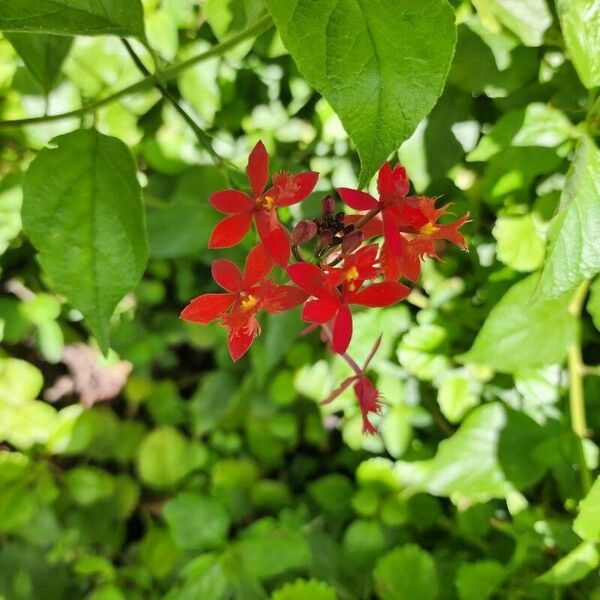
[419, 222, 438, 236]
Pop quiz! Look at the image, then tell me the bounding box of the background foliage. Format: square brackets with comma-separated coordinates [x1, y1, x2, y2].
[1, 0, 600, 598]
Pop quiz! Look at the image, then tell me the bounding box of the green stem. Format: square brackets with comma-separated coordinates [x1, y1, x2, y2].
[568, 279, 592, 494]
[0, 15, 273, 129]
[120, 38, 223, 169]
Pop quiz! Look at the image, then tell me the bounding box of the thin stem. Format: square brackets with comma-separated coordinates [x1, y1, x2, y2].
[568, 279, 592, 494]
[120, 38, 223, 168]
[0, 15, 273, 129]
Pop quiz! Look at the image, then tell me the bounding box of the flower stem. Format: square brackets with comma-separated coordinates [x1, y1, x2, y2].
[321, 324, 361, 374]
[0, 15, 273, 129]
[568, 279, 592, 494]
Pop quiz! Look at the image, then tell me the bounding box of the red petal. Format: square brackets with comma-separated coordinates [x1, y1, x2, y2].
[337, 188, 379, 211]
[434, 214, 470, 249]
[180, 293, 233, 324]
[377, 162, 409, 201]
[350, 282, 410, 307]
[382, 211, 403, 256]
[332, 304, 353, 354]
[273, 171, 319, 207]
[243, 244, 273, 287]
[263, 284, 308, 312]
[228, 328, 256, 361]
[208, 212, 253, 248]
[247, 140, 269, 197]
[287, 263, 335, 298]
[209, 190, 253, 214]
[302, 298, 339, 323]
[211, 259, 242, 293]
[261, 224, 291, 267]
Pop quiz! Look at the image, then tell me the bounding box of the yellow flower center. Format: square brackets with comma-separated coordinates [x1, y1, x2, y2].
[240, 293, 258, 311]
[345, 266, 359, 282]
[259, 195, 275, 211]
[419, 222, 438, 236]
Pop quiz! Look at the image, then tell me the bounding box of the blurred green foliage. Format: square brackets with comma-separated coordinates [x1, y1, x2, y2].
[1, 0, 600, 599]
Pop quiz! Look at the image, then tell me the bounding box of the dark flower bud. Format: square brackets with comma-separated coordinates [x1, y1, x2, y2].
[322, 195, 335, 216]
[291, 219, 318, 245]
[316, 230, 333, 252]
[341, 230, 364, 253]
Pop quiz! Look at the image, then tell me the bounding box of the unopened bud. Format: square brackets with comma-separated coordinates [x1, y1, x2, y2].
[341, 230, 364, 253]
[322, 195, 335, 217]
[291, 219, 318, 245]
[316, 230, 333, 252]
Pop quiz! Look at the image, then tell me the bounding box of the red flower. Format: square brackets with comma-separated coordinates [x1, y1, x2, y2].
[381, 197, 469, 281]
[287, 263, 409, 354]
[337, 162, 426, 256]
[322, 336, 383, 433]
[181, 245, 307, 360]
[325, 243, 380, 290]
[208, 141, 319, 266]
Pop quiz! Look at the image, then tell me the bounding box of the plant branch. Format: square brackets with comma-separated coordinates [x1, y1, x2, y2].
[568, 279, 592, 494]
[0, 15, 273, 129]
[120, 38, 223, 169]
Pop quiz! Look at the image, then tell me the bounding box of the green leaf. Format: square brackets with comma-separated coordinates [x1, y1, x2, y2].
[163, 493, 230, 551]
[0, 186, 22, 257]
[574, 477, 600, 542]
[265, 0, 456, 186]
[0, 0, 145, 38]
[271, 579, 336, 600]
[437, 373, 479, 424]
[397, 324, 451, 381]
[586, 277, 600, 330]
[66, 466, 115, 506]
[0, 358, 43, 405]
[455, 561, 506, 600]
[473, 0, 552, 47]
[492, 215, 545, 272]
[537, 541, 600, 586]
[374, 545, 439, 600]
[398, 403, 511, 504]
[540, 135, 600, 298]
[557, 0, 600, 89]
[22, 129, 148, 352]
[136, 426, 207, 489]
[467, 103, 576, 162]
[4, 33, 71, 92]
[460, 275, 576, 372]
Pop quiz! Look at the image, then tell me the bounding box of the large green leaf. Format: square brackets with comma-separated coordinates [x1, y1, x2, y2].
[557, 0, 600, 89]
[537, 542, 600, 586]
[0, 0, 145, 38]
[460, 275, 576, 372]
[22, 129, 148, 352]
[4, 33, 71, 92]
[540, 135, 600, 298]
[265, 0, 456, 186]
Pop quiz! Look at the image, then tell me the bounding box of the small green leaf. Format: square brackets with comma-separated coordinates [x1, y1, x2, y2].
[493, 214, 545, 272]
[574, 477, 600, 543]
[66, 466, 115, 506]
[22, 129, 148, 352]
[0, 186, 22, 257]
[0, 358, 43, 406]
[374, 545, 439, 600]
[163, 493, 230, 551]
[460, 275, 576, 372]
[265, 0, 456, 186]
[397, 324, 451, 381]
[271, 579, 336, 600]
[537, 541, 600, 586]
[5, 33, 71, 92]
[540, 135, 600, 298]
[0, 0, 145, 38]
[437, 373, 479, 424]
[557, 0, 600, 89]
[455, 561, 506, 600]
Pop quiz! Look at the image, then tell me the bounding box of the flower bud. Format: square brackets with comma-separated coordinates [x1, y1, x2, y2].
[341, 230, 364, 253]
[291, 219, 318, 245]
[322, 195, 335, 217]
[316, 230, 333, 252]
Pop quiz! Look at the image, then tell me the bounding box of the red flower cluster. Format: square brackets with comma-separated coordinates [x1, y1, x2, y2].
[181, 141, 469, 432]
